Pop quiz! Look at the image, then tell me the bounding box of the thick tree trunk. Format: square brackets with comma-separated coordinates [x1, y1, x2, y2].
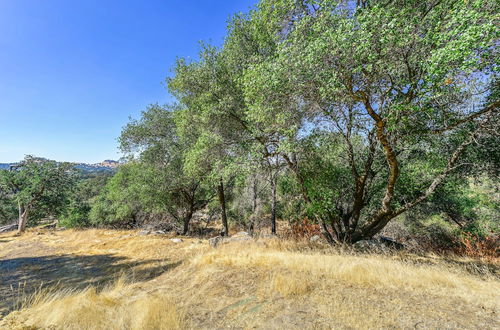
[181, 204, 195, 235]
[350, 122, 485, 243]
[17, 204, 28, 234]
[270, 177, 277, 235]
[218, 178, 229, 236]
[182, 213, 192, 235]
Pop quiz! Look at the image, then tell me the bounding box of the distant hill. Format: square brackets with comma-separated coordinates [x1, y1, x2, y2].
[0, 159, 120, 173]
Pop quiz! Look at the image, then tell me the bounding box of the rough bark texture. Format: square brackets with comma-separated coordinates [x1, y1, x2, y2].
[218, 178, 229, 236]
[286, 95, 497, 244]
[270, 177, 277, 235]
[248, 177, 258, 234]
[182, 206, 194, 235]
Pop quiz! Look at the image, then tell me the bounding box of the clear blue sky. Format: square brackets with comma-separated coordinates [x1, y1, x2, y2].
[0, 0, 256, 163]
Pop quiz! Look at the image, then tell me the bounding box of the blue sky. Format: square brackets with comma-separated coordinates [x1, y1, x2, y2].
[0, 0, 256, 163]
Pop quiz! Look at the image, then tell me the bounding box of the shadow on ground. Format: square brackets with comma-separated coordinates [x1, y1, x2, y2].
[0, 254, 180, 317]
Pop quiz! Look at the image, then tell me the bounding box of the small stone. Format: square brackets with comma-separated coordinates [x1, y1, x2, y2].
[170, 238, 183, 243]
[309, 235, 321, 243]
[353, 239, 388, 252]
[154, 230, 166, 235]
[209, 236, 223, 248]
[379, 236, 405, 250]
[138, 230, 150, 236]
[233, 231, 251, 238]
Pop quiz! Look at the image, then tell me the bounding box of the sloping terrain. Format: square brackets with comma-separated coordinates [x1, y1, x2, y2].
[0, 229, 498, 329]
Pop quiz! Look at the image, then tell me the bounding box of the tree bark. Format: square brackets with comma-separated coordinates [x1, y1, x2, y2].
[218, 178, 229, 236]
[270, 176, 277, 235]
[248, 176, 258, 234]
[17, 204, 28, 234]
[351, 121, 486, 243]
[182, 207, 194, 235]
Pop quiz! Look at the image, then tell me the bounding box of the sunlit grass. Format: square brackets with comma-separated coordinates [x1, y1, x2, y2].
[1, 229, 498, 329]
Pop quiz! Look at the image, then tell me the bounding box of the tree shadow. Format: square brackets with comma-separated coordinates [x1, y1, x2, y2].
[0, 254, 181, 317]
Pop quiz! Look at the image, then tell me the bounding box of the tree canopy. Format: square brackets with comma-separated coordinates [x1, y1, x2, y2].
[158, 0, 499, 242]
[46, 0, 498, 246]
[0, 156, 76, 232]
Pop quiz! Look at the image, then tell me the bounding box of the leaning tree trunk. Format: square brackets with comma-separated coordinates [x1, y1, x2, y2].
[218, 178, 229, 236]
[17, 204, 28, 234]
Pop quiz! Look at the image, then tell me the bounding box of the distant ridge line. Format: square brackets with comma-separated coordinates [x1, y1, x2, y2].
[0, 159, 120, 173]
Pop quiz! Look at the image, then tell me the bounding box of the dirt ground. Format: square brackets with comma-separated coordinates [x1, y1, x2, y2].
[0, 229, 181, 318]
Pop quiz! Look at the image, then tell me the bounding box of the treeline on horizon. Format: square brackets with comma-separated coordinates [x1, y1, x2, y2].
[1, 0, 498, 252]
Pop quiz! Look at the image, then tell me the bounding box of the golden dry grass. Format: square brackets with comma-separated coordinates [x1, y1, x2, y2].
[4, 280, 185, 330]
[0, 228, 499, 329]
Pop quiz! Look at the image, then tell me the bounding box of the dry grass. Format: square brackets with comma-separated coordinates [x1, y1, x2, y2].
[0, 228, 499, 329]
[195, 243, 499, 305]
[4, 278, 185, 330]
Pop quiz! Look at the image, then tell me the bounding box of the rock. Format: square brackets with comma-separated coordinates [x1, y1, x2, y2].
[209, 236, 223, 248]
[209, 232, 253, 248]
[40, 222, 57, 229]
[232, 231, 251, 238]
[379, 236, 405, 250]
[170, 238, 183, 243]
[144, 224, 156, 231]
[56, 227, 67, 231]
[353, 239, 388, 252]
[154, 230, 166, 235]
[309, 235, 321, 243]
[138, 230, 151, 236]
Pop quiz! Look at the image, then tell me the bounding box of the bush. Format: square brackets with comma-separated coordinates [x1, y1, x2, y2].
[59, 204, 91, 228]
[285, 218, 321, 240]
[456, 232, 499, 261]
[58, 172, 111, 228]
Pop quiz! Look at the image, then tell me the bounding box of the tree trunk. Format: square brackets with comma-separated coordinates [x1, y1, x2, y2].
[248, 177, 258, 234]
[270, 176, 277, 235]
[218, 178, 229, 236]
[17, 204, 28, 234]
[182, 205, 194, 235]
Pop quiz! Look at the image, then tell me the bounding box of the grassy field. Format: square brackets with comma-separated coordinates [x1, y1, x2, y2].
[0, 228, 498, 329]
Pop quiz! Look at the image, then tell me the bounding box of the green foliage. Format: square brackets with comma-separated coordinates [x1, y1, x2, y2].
[410, 175, 499, 238]
[0, 156, 76, 228]
[89, 163, 150, 226]
[0, 188, 16, 225]
[59, 172, 111, 228]
[116, 105, 213, 232]
[23, 0, 497, 246]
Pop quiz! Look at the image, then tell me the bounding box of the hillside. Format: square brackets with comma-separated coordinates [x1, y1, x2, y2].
[0, 159, 119, 173]
[0, 228, 498, 329]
